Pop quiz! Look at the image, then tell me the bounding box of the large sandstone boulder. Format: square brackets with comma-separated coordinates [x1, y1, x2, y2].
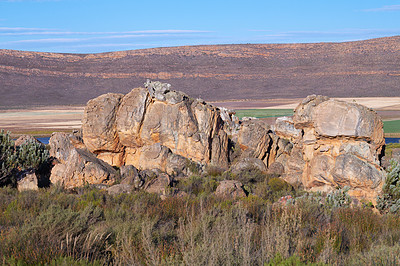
[274, 95, 385, 202]
[49, 132, 117, 189]
[82, 93, 124, 153]
[82, 81, 230, 172]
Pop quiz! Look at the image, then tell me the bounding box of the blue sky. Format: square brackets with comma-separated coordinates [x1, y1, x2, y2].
[0, 0, 400, 53]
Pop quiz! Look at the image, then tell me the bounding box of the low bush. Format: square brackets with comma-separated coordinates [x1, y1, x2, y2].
[326, 186, 352, 209]
[176, 175, 220, 196]
[0, 130, 50, 186]
[377, 159, 400, 213]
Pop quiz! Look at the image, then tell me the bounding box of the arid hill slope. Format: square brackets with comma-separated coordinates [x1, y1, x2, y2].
[0, 36, 399, 107]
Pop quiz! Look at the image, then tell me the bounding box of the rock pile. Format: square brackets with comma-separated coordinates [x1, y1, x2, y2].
[48, 82, 386, 202]
[273, 95, 385, 201]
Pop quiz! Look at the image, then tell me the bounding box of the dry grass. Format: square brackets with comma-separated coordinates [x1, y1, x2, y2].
[1, 185, 400, 265]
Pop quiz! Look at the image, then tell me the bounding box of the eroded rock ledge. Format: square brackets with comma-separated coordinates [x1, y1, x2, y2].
[49, 82, 386, 202]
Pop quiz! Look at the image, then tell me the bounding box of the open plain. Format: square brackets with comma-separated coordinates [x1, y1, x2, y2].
[0, 106, 83, 136]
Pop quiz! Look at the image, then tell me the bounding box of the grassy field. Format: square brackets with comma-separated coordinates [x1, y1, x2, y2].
[234, 109, 294, 119]
[383, 120, 400, 134]
[234, 109, 400, 137]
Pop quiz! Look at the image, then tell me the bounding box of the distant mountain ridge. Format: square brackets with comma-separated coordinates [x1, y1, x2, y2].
[0, 36, 399, 107]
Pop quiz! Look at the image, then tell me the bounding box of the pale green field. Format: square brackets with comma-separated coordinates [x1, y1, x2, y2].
[234, 109, 400, 136]
[234, 109, 293, 119]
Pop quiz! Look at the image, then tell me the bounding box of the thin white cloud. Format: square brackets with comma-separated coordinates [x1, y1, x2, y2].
[255, 29, 400, 39]
[362, 5, 400, 12]
[0, 27, 211, 36]
[5, 33, 209, 44]
[68, 43, 151, 48]
[0, 27, 54, 31]
[0, 0, 61, 2]
[248, 30, 273, 32]
[7, 38, 82, 43]
[3, 31, 212, 47]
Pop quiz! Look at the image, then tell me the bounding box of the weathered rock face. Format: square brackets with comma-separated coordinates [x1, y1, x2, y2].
[82, 81, 230, 171]
[82, 93, 124, 153]
[274, 95, 385, 202]
[49, 132, 117, 189]
[236, 119, 292, 170]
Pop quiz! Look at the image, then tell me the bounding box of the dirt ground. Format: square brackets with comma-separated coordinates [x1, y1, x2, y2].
[0, 106, 84, 137]
[1, 97, 400, 137]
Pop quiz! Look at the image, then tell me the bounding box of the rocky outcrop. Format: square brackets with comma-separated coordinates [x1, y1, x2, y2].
[49, 132, 117, 189]
[274, 95, 385, 201]
[49, 81, 386, 202]
[82, 80, 229, 172]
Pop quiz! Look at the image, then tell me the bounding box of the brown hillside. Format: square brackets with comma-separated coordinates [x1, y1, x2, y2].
[0, 36, 399, 107]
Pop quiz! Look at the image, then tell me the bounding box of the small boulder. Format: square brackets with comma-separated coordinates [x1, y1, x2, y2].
[120, 165, 144, 188]
[231, 157, 267, 174]
[14, 135, 42, 147]
[17, 170, 38, 191]
[120, 165, 139, 182]
[107, 184, 132, 195]
[274, 116, 301, 139]
[145, 173, 171, 195]
[215, 180, 247, 198]
[267, 162, 285, 177]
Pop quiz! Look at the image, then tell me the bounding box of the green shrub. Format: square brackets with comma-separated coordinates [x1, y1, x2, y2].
[267, 253, 325, 265]
[234, 166, 266, 185]
[326, 187, 352, 209]
[377, 159, 400, 213]
[177, 175, 220, 196]
[0, 130, 49, 186]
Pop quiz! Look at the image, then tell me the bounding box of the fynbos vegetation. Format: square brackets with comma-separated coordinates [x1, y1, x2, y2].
[377, 159, 400, 213]
[0, 130, 49, 186]
[1, 185, 400, 265]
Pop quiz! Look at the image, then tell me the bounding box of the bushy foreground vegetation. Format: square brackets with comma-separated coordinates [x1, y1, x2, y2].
[0, 130, 49, 186]
[1, 183, 400, 265]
